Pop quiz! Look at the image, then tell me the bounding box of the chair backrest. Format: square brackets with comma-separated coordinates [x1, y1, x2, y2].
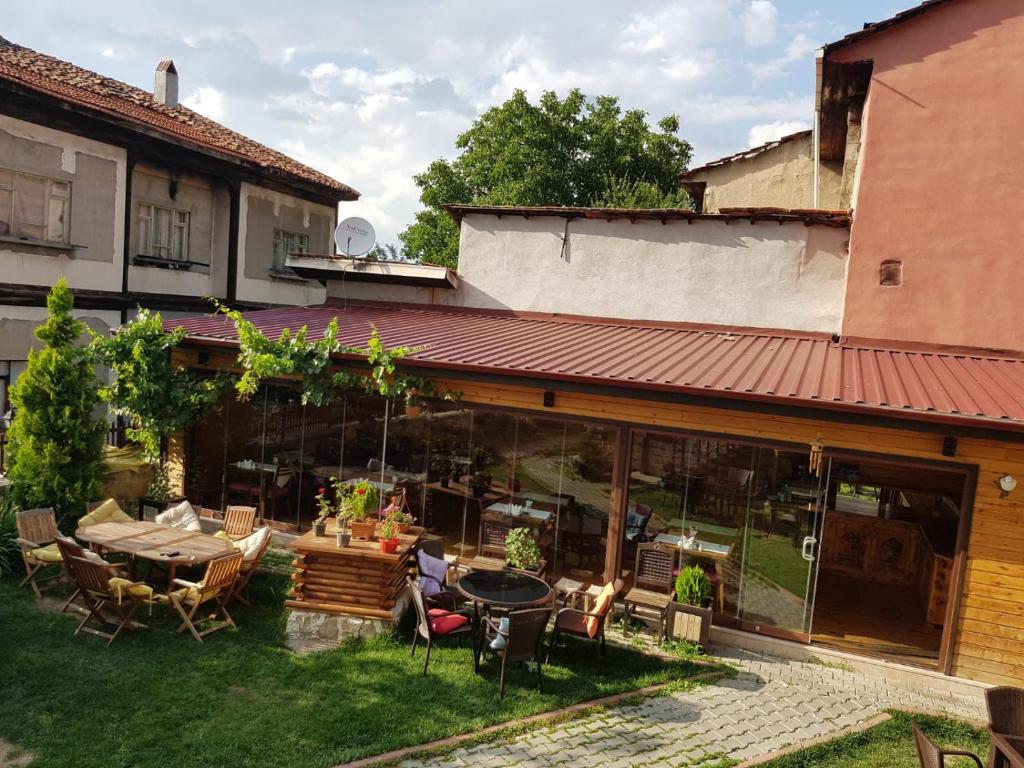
[405, 576, 431, 636]
[504, 607, 552, 662]
[987, 686, 1024, 736]
[16, 507, 58, 545]
[595, 578, 624, 619]
[911, 721, 943, 768]
[626, 504, 653, 535]
[635, 542, 678, 593]
[273, 465, 295, 488]
[384, 487, 408, 515]
[224, 505, 257, 537]
[417, 537, 445, 560]
[57, 538, 114, 598]
[200, 551, 244, 593]
[55, 535, 87, 561]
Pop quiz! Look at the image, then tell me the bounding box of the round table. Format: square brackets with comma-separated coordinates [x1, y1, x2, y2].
[456, 569, 552, 609]
[75, 520, 234, 590]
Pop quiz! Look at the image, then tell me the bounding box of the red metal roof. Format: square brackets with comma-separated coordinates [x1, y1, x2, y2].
[0, 37, 357, 200]
[171, 301, 1024, 433]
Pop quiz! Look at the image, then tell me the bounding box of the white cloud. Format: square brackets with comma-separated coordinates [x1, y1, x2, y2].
[100, 46, 120, 59]
[743, 1, 778, 47]
[182, 86, 225, 121]
[747, 119, 810, 147]
[749, 32, 819, 80]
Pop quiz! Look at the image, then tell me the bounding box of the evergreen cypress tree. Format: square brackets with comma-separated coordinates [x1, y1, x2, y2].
[7, 278, 106, 525]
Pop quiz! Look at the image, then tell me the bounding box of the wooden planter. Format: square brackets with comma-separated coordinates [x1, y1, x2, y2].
[350, 520, 377, 541]
[666, 601, 713, 646]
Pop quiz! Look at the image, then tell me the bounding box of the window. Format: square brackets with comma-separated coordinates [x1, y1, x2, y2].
[272, 229, 309, 272]
[0, 168, 70, 243]
[138, 203, 190, 262]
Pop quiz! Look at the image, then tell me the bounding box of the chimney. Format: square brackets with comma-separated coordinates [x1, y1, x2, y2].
[154, 59, 178, 107]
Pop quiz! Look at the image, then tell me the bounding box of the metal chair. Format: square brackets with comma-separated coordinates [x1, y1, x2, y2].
[478, 607, 553, 698]
[987, 687, 1024, 768]
[623, 542, 679, 639]
[406, 576, 476, 677]
[15, 507, 62, 597]
[912, 721, 983, 768]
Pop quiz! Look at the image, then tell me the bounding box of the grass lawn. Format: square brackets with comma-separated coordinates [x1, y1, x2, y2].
[759, 711, 989, 768]
[744, 532, 811, 598]
[0, 550, 710, 768]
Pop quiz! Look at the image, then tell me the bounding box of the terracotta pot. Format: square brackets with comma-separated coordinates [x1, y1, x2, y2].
[350, 519, 376, 541]
[405, 404, 422, 418]
[396, 522, 411, 535]
[379, 537, 399, 554]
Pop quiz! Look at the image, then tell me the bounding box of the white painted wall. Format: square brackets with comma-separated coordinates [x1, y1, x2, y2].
[329, 214, 850, 333]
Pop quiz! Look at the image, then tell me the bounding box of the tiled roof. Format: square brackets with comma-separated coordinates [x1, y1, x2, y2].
[0, 37, 357, 200]
[170, 301, 1024, 433]
[679, 130, 812, 179]
[824, 0, 955, 53]
[443, 204, 850, 227]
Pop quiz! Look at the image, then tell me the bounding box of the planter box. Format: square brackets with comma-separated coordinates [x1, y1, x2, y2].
[350, 520, 376, 541]
[667, 601, 712, 646]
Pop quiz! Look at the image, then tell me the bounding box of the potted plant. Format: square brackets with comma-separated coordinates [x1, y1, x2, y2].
[667, 564, 714, 646]
[404, 387, 422, 418]
[390, 508, 413, 534]
[468, 471, 492, 499]
[345, 479, 380, 540]
[313, 485, 331, 537]
[378, 513, 400, 554]
[505, 527, 542, 573]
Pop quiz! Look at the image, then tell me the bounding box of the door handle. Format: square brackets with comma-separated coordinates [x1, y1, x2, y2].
[801, 536, 817, 562]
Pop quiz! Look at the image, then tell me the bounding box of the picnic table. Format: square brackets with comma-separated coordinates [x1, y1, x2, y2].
[75, 520, 234, 590]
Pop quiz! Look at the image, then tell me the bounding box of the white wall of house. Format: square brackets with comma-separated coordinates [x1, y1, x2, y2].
[236, 182, 333, 306]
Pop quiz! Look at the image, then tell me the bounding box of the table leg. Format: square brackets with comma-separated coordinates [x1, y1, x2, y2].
[167, 563, 177, 594]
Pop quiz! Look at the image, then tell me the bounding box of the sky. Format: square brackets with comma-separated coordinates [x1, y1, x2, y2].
[5, 1, 904, 246]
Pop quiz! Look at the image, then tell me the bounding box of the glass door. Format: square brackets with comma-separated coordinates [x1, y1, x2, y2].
[736, 453, 830, 642]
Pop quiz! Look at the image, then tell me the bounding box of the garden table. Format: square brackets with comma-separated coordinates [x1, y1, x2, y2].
[75, 520, 234, 591]
[456, 568, 552, 610]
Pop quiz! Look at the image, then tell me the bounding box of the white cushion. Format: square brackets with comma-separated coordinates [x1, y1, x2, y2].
[155, 501, 202, 532]
[235, 526, 271, 562]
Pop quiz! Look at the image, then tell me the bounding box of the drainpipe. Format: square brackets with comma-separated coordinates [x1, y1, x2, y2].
[813, 48, 825, 209]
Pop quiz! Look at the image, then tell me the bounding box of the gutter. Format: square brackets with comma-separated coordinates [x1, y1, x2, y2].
[813, 48, 825, 209]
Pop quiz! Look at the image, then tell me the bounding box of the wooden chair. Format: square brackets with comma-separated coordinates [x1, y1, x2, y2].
[407, 576, 476, 676]
[56, 537, 155, 645]
[166, 550, 244, 642]
[225, 527, 272, 607]
[987, 687, 1024, 768]
[223, 505, 257, 539]
[478, 607, 553, 699]
[623, 542, 679, 639]
[912, 721, 983, 768]
[548, 578, 622, 660]
[15, 507, 63, 598]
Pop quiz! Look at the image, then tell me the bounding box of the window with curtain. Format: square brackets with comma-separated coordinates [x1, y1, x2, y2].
[138, 202, 191, 262]
[0, 168, 70, 243]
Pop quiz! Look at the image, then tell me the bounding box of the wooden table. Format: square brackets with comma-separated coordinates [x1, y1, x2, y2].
[286, 520, 424, 620]
[75, 520, 234, 590]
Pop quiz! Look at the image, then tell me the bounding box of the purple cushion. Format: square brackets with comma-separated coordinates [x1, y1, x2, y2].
[417, 549, 448, 595]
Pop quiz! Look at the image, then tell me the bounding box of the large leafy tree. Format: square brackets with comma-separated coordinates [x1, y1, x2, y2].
[399, 89, 693, 267]
[7, 278, 106, 524]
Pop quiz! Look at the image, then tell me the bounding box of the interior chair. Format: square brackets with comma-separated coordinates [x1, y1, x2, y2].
[56, 536, 157, 645]
[623, 542, 679, 639]
[264, 465, 295, 521]
[478, 607, 553, 698]
[406, 576, 475, 676]
[624, 504, 653, 544]
[548, 578, 622, 660]
[15, 507, 63, 598]
[164, 550, 244, 642]
[912, 721, 983, 768]
[222, 505, 257, 539]
[986, 687, 1024, 768]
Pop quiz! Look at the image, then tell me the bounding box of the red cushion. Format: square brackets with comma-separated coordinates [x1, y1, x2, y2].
[430, 611, 469, 635]
[427, 608, 448, 619]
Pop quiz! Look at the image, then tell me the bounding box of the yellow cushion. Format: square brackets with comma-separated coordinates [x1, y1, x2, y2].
[79, 499, 132, 528]
[585, 581, 616, 638]
[108, 576, 155, 601]
[28, 543, 62, 563]
[170, 582, 219, 605]
[213, 530, 232, 542]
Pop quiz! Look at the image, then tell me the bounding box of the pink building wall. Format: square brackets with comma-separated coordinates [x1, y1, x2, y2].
[834, 0, 1024, 352]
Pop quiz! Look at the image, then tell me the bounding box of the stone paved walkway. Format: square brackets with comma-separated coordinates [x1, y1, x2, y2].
[397, 647, 986, 768]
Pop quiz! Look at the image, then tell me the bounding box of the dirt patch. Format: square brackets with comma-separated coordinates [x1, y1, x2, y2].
[0, 738, 34, 767]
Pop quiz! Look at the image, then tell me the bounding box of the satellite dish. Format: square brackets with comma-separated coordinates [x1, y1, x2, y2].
[335, 216, 376, 258]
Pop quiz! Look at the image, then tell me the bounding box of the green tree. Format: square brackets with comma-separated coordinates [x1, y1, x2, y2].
[399, 89, 693, 267]
[7, 278, 106, 524]
[89, 308, 227, 463]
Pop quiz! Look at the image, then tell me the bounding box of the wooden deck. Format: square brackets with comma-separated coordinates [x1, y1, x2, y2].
[286, 520, 424, 621]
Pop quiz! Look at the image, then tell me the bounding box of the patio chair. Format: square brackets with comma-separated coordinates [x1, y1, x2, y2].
[56, 536, 157, 645]
[223, 526, 272, 607]
[164, 550, 244, 642]
[547, 578, 622, 660]
[78, 498, 133, 528]
[222, 505, 257, 539]
[623, 542, 679, 639]
[15, 507, 63, 598]
[478, 607, 553, 698]
[624, 504, 653, 543]
[415, 546, 465, 609]
[912, 721, 983, 768]
[406, 576, 475, 677]
[987, 687, 1024, 768]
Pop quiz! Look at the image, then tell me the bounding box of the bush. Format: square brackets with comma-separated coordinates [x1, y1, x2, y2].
[506, 527, 541, 571]
[0, 492, 22, 576]
[675, 565, 712, 607]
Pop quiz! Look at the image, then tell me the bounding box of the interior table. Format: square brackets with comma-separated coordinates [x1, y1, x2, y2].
[457, 568, 552, 610]
[75, 520, 234, 590]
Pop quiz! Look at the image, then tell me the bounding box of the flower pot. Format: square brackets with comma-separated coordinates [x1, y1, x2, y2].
[405, 404, 422, 418]
[313, 520, 327, 537]
[396, 522, 411, 535]
[666, 601, 713, 646]
[336, 531, 351, 548]
[379, 537, 399, 554]
[350, 519, 376, 541]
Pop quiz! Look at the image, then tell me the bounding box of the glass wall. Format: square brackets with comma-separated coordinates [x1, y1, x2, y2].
[185, 388, 616, 584]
